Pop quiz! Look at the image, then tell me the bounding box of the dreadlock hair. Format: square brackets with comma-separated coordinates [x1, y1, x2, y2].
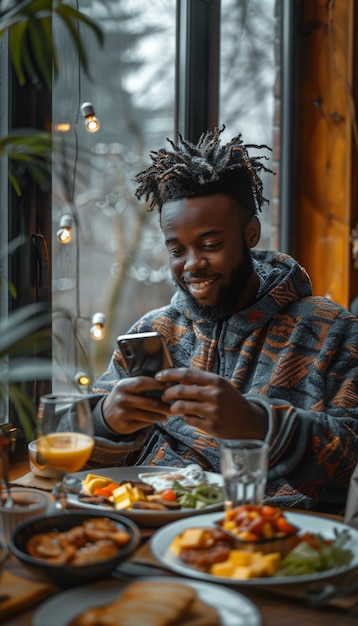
[135, 126, 273, 222]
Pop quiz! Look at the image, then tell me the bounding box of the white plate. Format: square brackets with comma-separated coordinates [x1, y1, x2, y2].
[150, 510, 358, 586]
[67, 466, 224, 527]
[33, 576, 262, 626]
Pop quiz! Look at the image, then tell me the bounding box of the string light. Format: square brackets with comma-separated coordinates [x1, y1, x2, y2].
[75, 371, 92, 390]
[55, 122, 71, 132]
[80, 102, 100, 133]
[90, 312, 106, 341]
[57, 214, 73, 243]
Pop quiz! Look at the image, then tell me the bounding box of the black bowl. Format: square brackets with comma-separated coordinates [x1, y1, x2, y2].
[9, 510, 141, 587]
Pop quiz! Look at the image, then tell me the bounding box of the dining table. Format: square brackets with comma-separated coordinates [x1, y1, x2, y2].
[2, 455, 358, 626]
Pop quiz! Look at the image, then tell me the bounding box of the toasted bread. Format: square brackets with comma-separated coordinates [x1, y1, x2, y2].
[68, 581, 221, 626]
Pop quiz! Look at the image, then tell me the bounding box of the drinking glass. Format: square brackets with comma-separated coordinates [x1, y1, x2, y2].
[220, 439, 268, 509]
[36, 394, 94, 482]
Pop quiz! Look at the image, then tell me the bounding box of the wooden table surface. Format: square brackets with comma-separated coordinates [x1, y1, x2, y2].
[2, 456, 358, 626]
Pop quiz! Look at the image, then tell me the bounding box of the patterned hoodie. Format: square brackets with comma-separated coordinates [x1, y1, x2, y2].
[90, 250, 358, 514]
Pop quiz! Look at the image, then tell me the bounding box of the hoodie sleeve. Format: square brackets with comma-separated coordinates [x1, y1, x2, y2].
[86, 351, 152, 467]
[245, 306, 358, 509]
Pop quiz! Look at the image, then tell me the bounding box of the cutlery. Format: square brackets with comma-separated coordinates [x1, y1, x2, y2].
[52, 474, 84, 509]
[113, 560, 172, 580]
[304, 569, 358, 609]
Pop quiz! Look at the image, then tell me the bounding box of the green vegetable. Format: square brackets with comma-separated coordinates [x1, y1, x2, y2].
[193, 482, 225, 505]
[276, 530, 354, 577]
[171, 480, 225, 509]
[176, 492, 197, 508]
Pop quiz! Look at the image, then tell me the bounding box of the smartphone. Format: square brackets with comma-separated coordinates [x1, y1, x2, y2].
[117, 332, 173, 392]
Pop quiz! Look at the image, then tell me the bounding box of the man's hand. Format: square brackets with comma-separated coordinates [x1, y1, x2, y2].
[156, 367, 268, 440]
[101, 375, 171, 435]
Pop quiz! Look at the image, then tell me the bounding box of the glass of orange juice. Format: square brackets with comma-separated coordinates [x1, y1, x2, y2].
[36, 394, 94, 482]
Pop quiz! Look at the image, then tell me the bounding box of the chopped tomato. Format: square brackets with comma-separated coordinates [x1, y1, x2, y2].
[274, 516, 298, 534]
[298, 532, 325, 550]
[161, 488, 177, 501]
[93, 482, 120, 497]
[224, 504, 299, 542]
[261, 505, 279, 518]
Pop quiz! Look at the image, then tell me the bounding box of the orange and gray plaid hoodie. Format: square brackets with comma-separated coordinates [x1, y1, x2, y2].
[91, 250, 358, 514]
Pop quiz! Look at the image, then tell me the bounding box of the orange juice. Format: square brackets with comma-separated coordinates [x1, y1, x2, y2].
[37, 433, 94, 473]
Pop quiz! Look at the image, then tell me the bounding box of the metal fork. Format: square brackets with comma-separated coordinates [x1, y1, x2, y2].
[304, 569, 358, 609]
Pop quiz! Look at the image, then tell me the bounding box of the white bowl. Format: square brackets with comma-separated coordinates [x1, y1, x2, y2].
[28, 439, 53, 478]
[0, 487, 50, 544]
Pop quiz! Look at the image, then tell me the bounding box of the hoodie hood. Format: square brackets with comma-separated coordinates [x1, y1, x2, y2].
[170, 249, 313, 326]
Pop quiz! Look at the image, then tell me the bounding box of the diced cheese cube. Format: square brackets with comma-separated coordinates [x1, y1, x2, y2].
[248, 552, 267, 577]
[169, 536, 183, 556]
[231, 566, 252, 579]
[114, 496, 133, 510]
[179, 528, 207, 549]
[82, 474, 113, 492]
[131, 487, 145, 501]
[112, 483, 132, 498]
[263, 552, 282, 575]
[228, 550, 253, 566]
[211, 561, 235, 577]
[112, 484, 134, 508]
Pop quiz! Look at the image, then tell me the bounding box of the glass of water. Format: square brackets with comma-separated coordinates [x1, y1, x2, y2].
[219, 439, 268, 510]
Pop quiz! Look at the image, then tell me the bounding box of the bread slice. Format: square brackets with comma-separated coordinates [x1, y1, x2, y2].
[68, 580, 222, 626]
[182, 596, 221, 626]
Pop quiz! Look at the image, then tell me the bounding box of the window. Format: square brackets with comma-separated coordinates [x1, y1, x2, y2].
[220, 0, 278, 250]
[52, 1, 177, 387]
[1, 0, 281, 422]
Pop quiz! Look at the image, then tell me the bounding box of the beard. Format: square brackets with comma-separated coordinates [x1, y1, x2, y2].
[172, 241, 255, 322]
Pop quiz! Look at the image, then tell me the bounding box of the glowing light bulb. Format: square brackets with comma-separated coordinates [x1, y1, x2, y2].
[75, 372, 92, 390]
[80, 102, 100, 133]
[57, 215, 73, 243]
[90, 312, 105, 341]
[85, 115, 100, 132]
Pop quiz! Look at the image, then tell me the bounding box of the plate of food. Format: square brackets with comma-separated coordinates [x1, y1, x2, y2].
[66, 465, 225, 527]
[33, 576, 262, 626]
[150, 507, 358, 586]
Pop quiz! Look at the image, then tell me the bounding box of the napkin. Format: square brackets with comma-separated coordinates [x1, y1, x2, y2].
[10, 471, 54, 491]
[0, 570, 58, 620]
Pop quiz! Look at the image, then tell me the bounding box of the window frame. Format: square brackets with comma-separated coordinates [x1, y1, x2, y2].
[3, 0, 300, 432]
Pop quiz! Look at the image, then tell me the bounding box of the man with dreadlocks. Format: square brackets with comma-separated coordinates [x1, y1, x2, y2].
[90, 127, 358, 514]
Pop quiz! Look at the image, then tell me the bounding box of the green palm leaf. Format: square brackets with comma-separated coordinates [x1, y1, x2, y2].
[0, 130, 52, 194]
[1, 0, 103, 88]
[28, 18, 53, 87]
[7, 385, 37, 441]
[0, 303, 51, 439]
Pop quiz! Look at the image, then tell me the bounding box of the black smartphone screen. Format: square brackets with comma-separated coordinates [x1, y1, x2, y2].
[117, 332, 173, 377]
[117, 332, 173, 399]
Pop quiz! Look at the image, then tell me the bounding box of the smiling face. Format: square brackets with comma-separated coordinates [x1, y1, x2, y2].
[161, 194, 261, 320]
